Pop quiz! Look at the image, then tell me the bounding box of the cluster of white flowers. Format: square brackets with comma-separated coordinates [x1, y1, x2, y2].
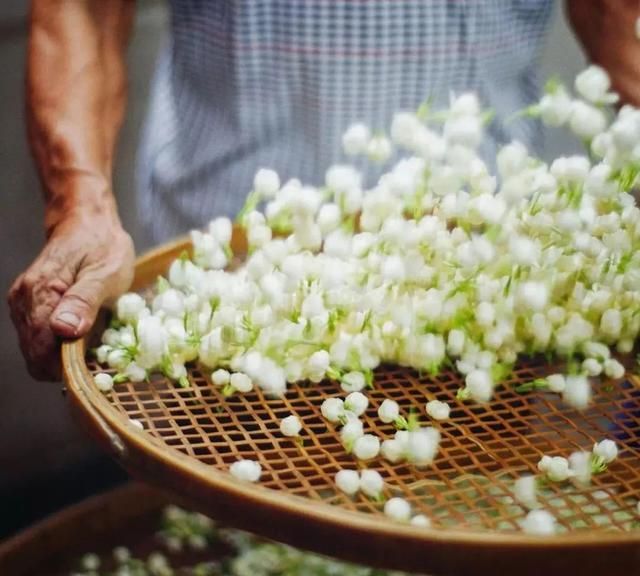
[335, 469, 385, 499]
[514, 439, 619, 515]
[93, 64, 638, 535]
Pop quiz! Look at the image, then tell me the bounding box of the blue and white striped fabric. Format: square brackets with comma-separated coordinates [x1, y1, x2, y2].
[138, 0, 554, 242]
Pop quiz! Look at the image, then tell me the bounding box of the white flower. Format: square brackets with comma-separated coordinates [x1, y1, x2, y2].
[209, 217, 233, 245]
[321, 398, 345, 423]
[280, 415, 302, 437]
[410, 514, 431, 527]
[538, 88, 572, 126]
[465, 370, 493, 403]
[94, 373, 114, 393]
[569, 451, 592, 485]
[582, 358, 602, 377]
[603, 358, 625, 379]
[407, 427, 440, 466]
[600, 309, 622, 340]
[360, 469, 384, 498]
[447, 329, 465, 357]
[353, 434, 381, 460]
[366, 135, 393, 163]
[547, 374, 566, 394]
[593, 439, 618, 463]
[230, 372, 253, 393]
[124, 362, 146, 383]
[341, 419, 365, 449]
[425, 400, 450, 421]
[335, 469, 360, 495]
[520, 509, 556, 535]
[116, 293, 146, 323]
[575, 65, 618, 105]
[345, 392, 369, 416]
[378, 399, 400, 424]
[516, 282, 548, 312]
[129, 418, 144, 431]
[211, 369, 230, 387]
[317, 203, 342, 234]
[514, 476, 538, 509]
[230, 459, 261, 482]
[384, 497, 412, 522]
[538, 455, 572, 482]
[562, 374, 591, 410]
[342, 123, 371, 156]
[253, 168, 280, 198]
[569, 101, 608, 141]
[341, 371, 367, 393]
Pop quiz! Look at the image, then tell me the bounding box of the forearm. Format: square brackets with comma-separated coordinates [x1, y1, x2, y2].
[27, 0, 135, 235]
[566, 0, 640, 106]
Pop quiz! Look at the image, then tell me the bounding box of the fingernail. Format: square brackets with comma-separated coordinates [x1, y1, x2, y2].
[55, 311, 81, 331]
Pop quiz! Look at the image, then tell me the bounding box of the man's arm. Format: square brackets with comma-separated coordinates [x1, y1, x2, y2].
[8, 0, 136, 380]
[567, 0, 640, 106]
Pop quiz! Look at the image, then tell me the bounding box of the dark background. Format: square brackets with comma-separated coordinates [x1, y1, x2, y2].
[0, 0, 584, 541]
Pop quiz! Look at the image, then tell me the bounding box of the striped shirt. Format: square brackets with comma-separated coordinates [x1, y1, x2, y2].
[138, 0, 554, 243]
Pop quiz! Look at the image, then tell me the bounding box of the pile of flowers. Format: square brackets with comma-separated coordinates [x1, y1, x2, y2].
[93, 65, 640, 535]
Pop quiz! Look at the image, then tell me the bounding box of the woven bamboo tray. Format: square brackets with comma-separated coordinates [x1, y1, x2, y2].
[62, 231, 640, 575]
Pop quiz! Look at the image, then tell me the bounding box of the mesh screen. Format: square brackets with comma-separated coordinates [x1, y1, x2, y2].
[85, 356, 640, 534]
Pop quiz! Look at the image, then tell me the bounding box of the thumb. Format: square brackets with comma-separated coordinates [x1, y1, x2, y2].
[50, 273, 106, 338]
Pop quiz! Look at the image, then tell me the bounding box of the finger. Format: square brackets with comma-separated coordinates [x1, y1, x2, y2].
[50, 272, 107, 338]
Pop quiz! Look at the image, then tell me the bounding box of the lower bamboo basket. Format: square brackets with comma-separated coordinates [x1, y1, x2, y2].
[0, 484, 168, 576]
[62, 232, 640, 575]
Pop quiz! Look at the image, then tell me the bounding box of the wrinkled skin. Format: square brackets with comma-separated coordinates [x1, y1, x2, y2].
[8, 210, 134, 380]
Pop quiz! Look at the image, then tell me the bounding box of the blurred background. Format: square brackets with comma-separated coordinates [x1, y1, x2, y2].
[0, 1, 585, 540]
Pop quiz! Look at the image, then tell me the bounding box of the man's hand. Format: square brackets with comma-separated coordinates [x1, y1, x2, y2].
[567, 0, 640, 106]
[8, 208, 134, 381]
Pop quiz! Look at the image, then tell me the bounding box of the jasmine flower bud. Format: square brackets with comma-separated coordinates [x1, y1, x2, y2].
[94, 373, 114, 393]
[538, 455, 572, 482]
[341, 419, 365, 450]
[407, 427, 440, 466]
[520, 509, 556, 535]
[410, 514, 431, 527]
[116, 293, 147, 323]
[603, 358, 625, 379]
[230, 372, 253, 393]
[384, 497, 412, 522]
[341, 371, 366, 393]
[378, 399, 400, 424]
[381, 438, 405, 463]
[465, 369, 493, 403]
[253, 168, 280, 198]
[514, 475, 538, 509]
[546, 374, 566, 393]
[359, 469, 384, 498]
[582, 358, 602, 377]
[124, 362, 147, 383]
[593, 439, 618, 463]
[280, 415, 302, 437]
[563, 374, 591, 410]
[345, 392, 369, 416]
[317, 203, 342, 234]
[425, 399, 450, 421]
[569, 451, 592, 485]
[569, 101, 608, 140]
[335, 469, 360, 495]
[321, 398, 345, 423]
[366, 135, 392, 163]
[575, 65, 618, 105]
[446, 329, 465, 357]
[353, 434, 381, 460]
[230, 459, 262, 482]
[209, 217, 233, 245]
[129, 418, 144, 430]
[342, 123, 371, 156]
